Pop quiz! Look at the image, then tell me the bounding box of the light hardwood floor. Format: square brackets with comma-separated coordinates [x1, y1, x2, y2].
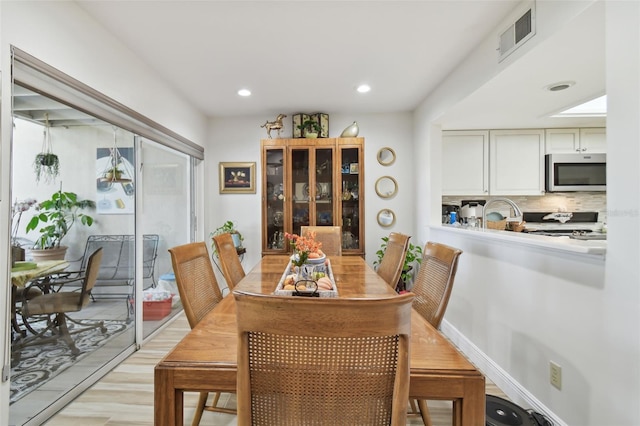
[46, 311, 507, 425]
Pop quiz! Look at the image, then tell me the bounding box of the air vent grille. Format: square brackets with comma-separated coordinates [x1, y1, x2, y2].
[499, 6, 535, 62]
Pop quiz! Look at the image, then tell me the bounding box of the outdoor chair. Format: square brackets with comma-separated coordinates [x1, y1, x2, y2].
[15, 248, 106, 355]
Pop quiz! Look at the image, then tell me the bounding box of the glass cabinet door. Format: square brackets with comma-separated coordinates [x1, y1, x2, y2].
[264, 147, 285, 251]
[339, 143, 363, 253]
[290, 147, 310, 237]
[314, 147, 335, 228]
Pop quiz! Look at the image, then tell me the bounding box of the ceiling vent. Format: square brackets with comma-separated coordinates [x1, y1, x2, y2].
[498, 5, 535, 62]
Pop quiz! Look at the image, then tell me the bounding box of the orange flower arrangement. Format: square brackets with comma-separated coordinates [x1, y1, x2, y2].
[285, 230, 323, 267]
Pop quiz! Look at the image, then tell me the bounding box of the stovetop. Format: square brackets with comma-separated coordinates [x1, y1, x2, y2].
[521, 211, 605, 240]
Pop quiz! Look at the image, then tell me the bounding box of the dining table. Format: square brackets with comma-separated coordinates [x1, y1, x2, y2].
[154, 255, 485, 425]
[11, 259, 70, 338]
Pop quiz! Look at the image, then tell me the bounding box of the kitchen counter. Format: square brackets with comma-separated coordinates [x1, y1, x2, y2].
[435, 224, 606, 257]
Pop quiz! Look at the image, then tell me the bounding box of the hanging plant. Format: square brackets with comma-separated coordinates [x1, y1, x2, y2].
[33, 113, 60, 184]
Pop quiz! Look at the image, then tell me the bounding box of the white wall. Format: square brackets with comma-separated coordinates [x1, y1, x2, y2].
[416, 1, 640, 424]
[207, 113, 414, 275]
[0, 2, 207, 423]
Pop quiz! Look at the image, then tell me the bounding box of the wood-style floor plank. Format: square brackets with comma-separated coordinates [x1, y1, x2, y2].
[46, 312, 508, 425]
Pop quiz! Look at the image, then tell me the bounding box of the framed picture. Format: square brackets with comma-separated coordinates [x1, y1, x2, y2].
[219, 162, 256, 194]
[350, 163, 359, 174]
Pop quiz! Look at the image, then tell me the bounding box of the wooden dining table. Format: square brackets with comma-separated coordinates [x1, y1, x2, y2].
[154, 255, 485, 425]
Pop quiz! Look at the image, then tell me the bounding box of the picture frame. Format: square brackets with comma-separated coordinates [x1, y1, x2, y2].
[349, 163, 359, 174]
[219, 162, 256, 194]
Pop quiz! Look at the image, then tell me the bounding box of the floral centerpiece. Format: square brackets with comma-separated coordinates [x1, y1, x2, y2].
[285, 230, 324, 267]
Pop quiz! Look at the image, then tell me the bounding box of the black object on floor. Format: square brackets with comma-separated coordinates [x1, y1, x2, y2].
[486, 394, 536, 426]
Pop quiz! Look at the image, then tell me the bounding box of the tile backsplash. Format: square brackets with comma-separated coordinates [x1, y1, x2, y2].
[443, 192, 607, 222]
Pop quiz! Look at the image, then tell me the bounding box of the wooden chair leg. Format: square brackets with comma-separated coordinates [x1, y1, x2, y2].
[191, 392, 209, 426]
[417, 399, 433, 426]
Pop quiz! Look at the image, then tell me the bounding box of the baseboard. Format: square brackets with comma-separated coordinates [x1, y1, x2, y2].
[440, 319, 567, 426]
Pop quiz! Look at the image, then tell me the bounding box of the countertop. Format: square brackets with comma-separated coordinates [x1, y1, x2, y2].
[434, 224, 606, 257]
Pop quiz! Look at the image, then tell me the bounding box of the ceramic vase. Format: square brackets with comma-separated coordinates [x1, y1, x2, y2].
[340, 121, 359, 137]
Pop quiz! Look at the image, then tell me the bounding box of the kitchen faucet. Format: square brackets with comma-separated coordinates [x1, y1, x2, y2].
[482, 197, 523, 229]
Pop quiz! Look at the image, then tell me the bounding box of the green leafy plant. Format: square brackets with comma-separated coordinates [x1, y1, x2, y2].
[26, 188, 96, 249]
[210, 220, 244, 255]
[373, 236, 423, 288]
[34, 153, 60, 183]
[297, 119, 321, 136]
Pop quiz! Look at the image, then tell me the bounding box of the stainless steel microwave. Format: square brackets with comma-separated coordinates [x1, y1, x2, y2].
[545, 153, 606, 192]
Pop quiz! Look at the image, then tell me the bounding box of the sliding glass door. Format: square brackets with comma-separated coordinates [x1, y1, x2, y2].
[6, 49, 202, 425]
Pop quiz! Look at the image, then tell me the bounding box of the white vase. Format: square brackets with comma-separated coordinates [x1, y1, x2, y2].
[340, 121, 359, 137]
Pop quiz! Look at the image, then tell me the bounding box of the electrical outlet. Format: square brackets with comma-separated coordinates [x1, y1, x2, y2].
[550, 361, 562, 390]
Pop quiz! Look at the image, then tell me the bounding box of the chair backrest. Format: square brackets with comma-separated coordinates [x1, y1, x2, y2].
[300, 225, 342, 256]
[234, 291, 414, 426]
[212, 232, 245, 290]
[168, 242, 224, 329]
[376, 232, 411, 290]
[411, 241, 462, 329]
[78, 247, 104, 309]
[81, 234, 159, 282]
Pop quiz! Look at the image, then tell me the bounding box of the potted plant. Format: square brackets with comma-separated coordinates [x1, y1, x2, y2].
[297, 119, 321, 138]
[34, 115, 60, 183]
[373, 236, 423, 292]
[25, 187, 96, 261]
[210, 220, 244, 255]
[103, 166, 124, 181]
[34, 152, 60, 183]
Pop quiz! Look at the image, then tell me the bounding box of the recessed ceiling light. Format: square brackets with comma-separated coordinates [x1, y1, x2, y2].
[545, 81, 575, 92]
[237, 89, 251, 97]
[356, 84, 371, 93]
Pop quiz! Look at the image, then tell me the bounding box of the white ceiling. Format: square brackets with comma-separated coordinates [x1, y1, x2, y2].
[21, 1, 606, 130]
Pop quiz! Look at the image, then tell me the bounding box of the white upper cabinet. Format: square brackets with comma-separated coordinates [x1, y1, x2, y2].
[489, 129, 545, 196]
[545, 128, 606, 153]
[442, 131, 489, 196]
[578, 128, 607, 153]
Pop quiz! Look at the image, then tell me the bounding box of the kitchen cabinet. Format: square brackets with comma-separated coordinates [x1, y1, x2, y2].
[261, 137, 364, 256]
[490, 129, 545, 196]
[545, 128, 606, 153]
[442, 130, 489, 196]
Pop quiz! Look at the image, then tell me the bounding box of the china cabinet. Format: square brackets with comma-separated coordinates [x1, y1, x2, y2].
[261, 137, 364, 256]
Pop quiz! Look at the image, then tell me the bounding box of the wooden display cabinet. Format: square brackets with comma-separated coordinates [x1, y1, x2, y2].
[261, 137, 364, 256]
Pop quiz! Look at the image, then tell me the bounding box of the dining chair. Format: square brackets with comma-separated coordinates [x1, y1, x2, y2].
[16, 248, 105, 355]
[168, 242, 235, 425]
[234, 291, 414, 426]
[408, 241, 463, 426]
[212, 232, 245, 291]
[376, 232, 411, 292]
[300, 225, 342, 256]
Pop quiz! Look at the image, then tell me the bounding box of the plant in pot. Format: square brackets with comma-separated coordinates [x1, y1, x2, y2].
[373, 236, 423, 292]
[103, 166, 124, 181]
[210, 220, 244, 256]
[297, 119, 321, 138]
[25, 187, 96, 261]
[34, 113, 61, 184]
